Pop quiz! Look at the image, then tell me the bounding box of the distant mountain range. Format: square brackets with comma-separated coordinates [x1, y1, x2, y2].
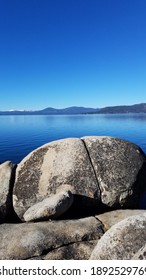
[94, 103, 146, 114]
[0, 106, 99, 115]
[1, 103, 146, 115]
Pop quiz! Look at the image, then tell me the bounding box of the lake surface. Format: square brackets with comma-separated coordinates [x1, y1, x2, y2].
[1, 114, 146, 163]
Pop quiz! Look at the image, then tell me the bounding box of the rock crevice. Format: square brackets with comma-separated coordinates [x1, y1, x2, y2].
[81, 138, 101, 199]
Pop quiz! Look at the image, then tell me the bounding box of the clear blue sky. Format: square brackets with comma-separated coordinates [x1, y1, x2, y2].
[0, 0, 146, 110]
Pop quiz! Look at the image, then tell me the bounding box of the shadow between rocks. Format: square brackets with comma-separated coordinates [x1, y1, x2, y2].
[56, 194, 112, 220]
[137, 162, 146, 209]
[5, 164, 21, 223]
[3, 162, 146, 223]
[118, 162, 146, 210]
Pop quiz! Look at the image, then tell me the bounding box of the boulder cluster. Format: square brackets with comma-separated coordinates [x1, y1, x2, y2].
[1, 136, 146, 259]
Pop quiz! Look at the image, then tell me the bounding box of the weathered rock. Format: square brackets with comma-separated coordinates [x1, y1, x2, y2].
[13, 136, 146, 220]
[90, 213, 146, 259]
[13, 138, 100, 220]
[132, 244, 146, 259]
[96, 209, 146, 230]
[23, 186, 74, 222]
[0, 217, 104, 259]
[82, 136, 146, 208]
[43, 241, 97, 260]
[0, 161, 15, 220]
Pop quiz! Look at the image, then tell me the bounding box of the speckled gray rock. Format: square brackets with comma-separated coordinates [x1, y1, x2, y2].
[43, 240, 97, 260]
[13, 138, 99, 220]
[23, 186, 74, 222]
[96, 209, 146, 230]
[13, 136, 146, 220]
[132, 244, 146, 259]
[82, 136, 146, 208]
[90, 213, 146, 260]
[0, 161, 15, 220]
[0, 217, 104, 259]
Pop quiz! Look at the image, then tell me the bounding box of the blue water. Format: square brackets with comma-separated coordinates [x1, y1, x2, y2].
[1, 114, 146, 163]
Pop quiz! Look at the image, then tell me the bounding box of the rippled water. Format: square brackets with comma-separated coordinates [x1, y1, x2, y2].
[1, 114, 146, 163]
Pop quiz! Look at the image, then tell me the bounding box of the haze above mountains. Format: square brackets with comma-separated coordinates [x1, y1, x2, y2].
[1, 103, 146, 115]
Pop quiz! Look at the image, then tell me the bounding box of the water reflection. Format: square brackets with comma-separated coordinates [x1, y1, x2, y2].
[1, 114, 146, 163]
[101, 113, 146, 122]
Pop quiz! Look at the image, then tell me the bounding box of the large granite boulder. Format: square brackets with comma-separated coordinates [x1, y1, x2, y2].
[13, 136, 146, 221]
[13, 138, 100, 220]
[0, 217, 103, 259]
[0, 161, 16, 221]
[82, 136, 146, 207]
[90, 213, 146, 259]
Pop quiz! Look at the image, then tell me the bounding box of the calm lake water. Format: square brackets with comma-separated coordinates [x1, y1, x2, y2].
[1, 114, 146, 163]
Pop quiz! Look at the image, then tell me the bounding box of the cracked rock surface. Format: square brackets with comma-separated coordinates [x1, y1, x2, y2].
[13, 136, 146, 220]
[96, 209, 146, 230]
[0, 217, 103, 260]
[82, 136, 146, 208]
[43, 240, 98, 260]
[13, 138, 100, 220]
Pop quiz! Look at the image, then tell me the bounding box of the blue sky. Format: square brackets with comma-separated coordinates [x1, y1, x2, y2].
[0, 0, 146, 110]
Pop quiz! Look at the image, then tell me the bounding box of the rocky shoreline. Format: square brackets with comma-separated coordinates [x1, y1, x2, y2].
[0, 136, 146, 259]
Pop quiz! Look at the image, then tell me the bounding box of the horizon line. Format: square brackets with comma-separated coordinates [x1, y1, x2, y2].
[1, 102, 146, 112]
